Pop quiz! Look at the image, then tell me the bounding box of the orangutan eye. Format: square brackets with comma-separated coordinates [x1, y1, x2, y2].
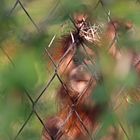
[73, 56, 80, 64]
[73, 51, 85, 65]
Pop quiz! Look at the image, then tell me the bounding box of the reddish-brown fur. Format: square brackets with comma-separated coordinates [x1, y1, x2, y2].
[42, 15, 139, 140]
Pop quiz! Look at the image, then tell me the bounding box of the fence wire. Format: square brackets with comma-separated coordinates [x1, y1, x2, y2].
[1, 0, 139, 140]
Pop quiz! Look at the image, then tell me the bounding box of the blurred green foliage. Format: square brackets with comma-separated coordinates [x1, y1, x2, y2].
[0, 0, 140, 140]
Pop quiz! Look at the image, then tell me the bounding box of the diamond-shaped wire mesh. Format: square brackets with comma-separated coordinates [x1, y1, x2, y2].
[0, 0, 140, 140]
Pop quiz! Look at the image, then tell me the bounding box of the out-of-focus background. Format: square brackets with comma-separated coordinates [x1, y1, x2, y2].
[0, 0, 140, 140]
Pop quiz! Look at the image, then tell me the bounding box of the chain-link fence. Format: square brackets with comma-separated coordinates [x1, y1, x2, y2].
[0, 0, 140, 140]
